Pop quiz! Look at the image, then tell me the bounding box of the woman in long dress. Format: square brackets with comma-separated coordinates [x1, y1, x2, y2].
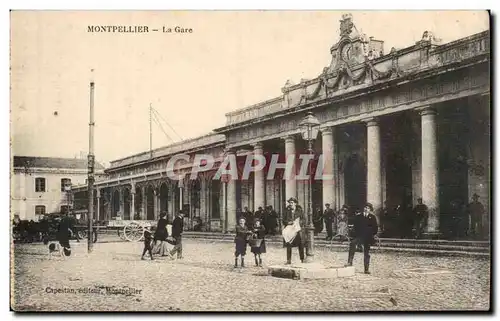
[337, 207, 349, 242]
[153, 212, 171, 257]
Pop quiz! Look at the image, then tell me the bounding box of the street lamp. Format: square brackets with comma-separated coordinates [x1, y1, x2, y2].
[298, 111, 320, 263]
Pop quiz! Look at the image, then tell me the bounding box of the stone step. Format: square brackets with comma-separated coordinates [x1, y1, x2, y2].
[186, 237, 490, 258]
[183, 232, 490, 247]
[182, 233, 490, 256]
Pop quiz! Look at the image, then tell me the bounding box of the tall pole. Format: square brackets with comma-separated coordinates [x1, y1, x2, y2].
[149, 103, 153, 159]
[87, 69, 95, 253]
[305, 132, 315, 263]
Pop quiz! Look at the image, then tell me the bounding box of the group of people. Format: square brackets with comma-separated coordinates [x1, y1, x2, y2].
[141, 211, 184, 261]
[232, 197, 379, 274]
[237, 206, 279, 236]
[312, 203, 350, 241]
[381, 194, 487, 240]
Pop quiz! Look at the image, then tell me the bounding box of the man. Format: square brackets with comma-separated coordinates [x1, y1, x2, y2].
[57, 212, 74, 256]
[254, 206, 264, 226]
[313, 206, 324, 236]
[242, 207, 253, 228]
[467, 194, 486, 239]
[412, 198, 428, 239]
[346, 203, 378, 274]
[282, 197, 306, 264]
[265, 206, 278, 235]
[323, 203, 335, 241]
[169, 210, 185, 259]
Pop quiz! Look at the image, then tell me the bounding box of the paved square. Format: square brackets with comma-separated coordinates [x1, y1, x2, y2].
[11, 237, 490, 311]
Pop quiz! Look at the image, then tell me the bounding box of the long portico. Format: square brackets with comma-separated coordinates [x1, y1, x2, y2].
[71, 15, 489, 240]
[214, 15, 490, 238]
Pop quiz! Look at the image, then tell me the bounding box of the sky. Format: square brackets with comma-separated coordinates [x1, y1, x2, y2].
[10, 10, 489, 166]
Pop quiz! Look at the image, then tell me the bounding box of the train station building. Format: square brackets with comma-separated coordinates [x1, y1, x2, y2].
[72, 15, 490, 239]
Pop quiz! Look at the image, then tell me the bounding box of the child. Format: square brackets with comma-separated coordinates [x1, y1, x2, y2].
[234, 217, 252, 268]
[250, 219, 267, 267]
[141, 226, 154, 260]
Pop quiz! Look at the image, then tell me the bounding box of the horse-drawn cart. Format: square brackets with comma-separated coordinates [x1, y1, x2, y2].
[73, 214, 156, 242]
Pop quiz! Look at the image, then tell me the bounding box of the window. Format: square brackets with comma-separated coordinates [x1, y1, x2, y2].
[61, 178, 72, 192]
[35, 205, 46, 215]
[35, 178, 46, 192]
[60, 205, 70, 214]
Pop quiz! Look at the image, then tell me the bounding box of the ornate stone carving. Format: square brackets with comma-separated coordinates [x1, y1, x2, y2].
[339, 13, 354, 37]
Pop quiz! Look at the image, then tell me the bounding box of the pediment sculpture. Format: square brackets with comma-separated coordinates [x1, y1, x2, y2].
[294, 13, 405, 106]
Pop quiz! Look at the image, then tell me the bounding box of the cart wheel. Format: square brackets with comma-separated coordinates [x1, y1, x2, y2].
[123, 222, 144, 242]
[77, 230, 87, 239]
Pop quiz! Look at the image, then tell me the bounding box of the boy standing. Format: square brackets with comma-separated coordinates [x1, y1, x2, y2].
[141, 226, 154, 260]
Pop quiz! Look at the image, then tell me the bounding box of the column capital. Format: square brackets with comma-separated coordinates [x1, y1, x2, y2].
[416, 106, 437, 116]
[96, 188, 101, 198]
[282, 135, 296, 143]
[251, 142, 264, 149]
[320, 126, 333, 136]
[362, 117, 379, 127]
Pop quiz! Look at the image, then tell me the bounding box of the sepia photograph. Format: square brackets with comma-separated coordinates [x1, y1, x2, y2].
[9, 10, 491, 312]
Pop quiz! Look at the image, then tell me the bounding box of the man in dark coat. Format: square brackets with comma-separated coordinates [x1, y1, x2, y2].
[467, 194, 486, 239]
[412, 198, 428, 239]
[313, 206, 324, 236]
[254, 206, 264, 227]
[323, 203, 335, 240]
[242, 207, 253, 228]
[282, 197, 306, 264]
[346, 203, 378, 274]
[169, 210, 185, 259]
[265, 206, 278, 235]
[57, 213, 74, 249]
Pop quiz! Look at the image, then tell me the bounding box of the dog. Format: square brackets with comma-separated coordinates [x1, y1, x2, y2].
[48, 242, 71, 259]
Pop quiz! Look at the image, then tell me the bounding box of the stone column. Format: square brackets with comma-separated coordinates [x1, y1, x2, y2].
[96, 189, 101, 221]
[105, 190, 112, 221]
[226, 150, 237, 232]
[365, 118, 382, 230]
[119, 188, 124, 218]
[321, 127, 335, 208]
[179, 178, 184, 213]
[283, 135, 297, 201]
[419, 107, 439, 235]
[153, 187, 159, 220]
[222, 180, 227, 232]
[141, 186, 147, 220]
[130, 187, 135, 221]
[253, 142, 266, 209]
[200, 176, 208, 225]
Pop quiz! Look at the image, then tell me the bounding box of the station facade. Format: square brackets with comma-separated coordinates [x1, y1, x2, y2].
[72, 15, 490, 239]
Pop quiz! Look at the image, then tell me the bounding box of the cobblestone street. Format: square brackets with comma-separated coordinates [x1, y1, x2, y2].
[12, 237, 490, 312]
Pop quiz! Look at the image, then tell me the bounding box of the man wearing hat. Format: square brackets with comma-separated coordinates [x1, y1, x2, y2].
[169, 209, 185, 259]
[467, 193, 486, 239]
[346, 203, 378, 274]
[282, 197, 306, 264]
[323, 203, 335, 240]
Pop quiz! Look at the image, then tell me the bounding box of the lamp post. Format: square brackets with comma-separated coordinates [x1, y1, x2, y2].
[298, 112, 320, 263]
